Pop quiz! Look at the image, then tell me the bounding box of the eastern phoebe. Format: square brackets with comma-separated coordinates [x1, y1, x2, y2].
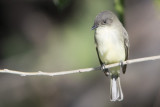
[92, 11, 129, 101]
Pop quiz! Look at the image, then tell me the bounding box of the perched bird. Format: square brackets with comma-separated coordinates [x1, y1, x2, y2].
[92, 11, 129, 101]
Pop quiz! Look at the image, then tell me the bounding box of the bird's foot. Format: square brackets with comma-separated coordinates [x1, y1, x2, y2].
[120, 61, 124, 68]
[120, 61, 124, 73]
[101, 64, 110, 76]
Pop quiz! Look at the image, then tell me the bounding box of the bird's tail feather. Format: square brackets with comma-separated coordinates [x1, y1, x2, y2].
[110, 77, 123, 101]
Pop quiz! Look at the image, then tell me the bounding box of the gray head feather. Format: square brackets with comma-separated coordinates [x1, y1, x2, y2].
[92, 11, 117, 30]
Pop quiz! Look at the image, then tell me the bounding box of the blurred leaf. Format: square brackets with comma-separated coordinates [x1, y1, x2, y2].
[154, 0, 160, 10]
[114, 0, 124, 24]
[53, 0, 72, 11]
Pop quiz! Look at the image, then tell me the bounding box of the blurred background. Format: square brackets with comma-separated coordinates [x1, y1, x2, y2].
[0, 0, 160, 107]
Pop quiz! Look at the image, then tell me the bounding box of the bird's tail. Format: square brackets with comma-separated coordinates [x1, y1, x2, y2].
[110, 77, 123, 101]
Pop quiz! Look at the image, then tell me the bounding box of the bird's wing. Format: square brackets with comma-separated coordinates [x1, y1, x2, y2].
[122, 28, 129, 74]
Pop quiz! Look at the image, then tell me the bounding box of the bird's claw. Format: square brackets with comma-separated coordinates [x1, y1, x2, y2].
[120, 61, 124, 73]
[101, 64, 110, 76]
[120, 61, 123, 68]
[101, 64, 106, 71]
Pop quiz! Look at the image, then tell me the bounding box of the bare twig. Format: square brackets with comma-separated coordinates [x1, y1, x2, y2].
[0, 55, 160, 77]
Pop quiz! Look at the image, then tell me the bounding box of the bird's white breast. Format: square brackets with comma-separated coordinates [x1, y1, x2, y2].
[95, 25, 125, 64]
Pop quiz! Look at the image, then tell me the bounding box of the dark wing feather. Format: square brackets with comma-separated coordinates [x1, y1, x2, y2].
[122, 28, 129, 74]
[96, 47, 103, 65]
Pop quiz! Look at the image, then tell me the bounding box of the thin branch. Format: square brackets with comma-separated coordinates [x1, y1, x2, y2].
[0, 55, 160, 77]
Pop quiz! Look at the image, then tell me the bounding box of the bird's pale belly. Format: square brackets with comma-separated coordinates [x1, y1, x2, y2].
[98, 43, 125, 64]
[96, 26, 125, 64]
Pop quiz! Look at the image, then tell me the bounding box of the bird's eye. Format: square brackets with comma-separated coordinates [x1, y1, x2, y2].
[102, 20, 106, 25]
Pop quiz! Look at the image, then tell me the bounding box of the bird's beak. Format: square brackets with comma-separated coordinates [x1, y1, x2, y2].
[91, 25, 97, 30]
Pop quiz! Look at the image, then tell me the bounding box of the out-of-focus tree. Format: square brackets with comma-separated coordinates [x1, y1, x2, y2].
[114, 0, 125, 24]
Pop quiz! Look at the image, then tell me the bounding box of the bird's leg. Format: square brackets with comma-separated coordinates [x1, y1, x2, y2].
[120, 61, 124, 72]
[101, 64, 110, 76]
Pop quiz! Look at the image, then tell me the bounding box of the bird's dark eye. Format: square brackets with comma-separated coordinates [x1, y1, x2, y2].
[102, 20, 106, 25]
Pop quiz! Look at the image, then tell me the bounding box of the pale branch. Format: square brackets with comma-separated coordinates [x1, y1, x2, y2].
[0, 55, 160, 77]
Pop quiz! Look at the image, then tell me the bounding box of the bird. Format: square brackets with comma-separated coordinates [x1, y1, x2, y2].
[92, 10, 129, 101]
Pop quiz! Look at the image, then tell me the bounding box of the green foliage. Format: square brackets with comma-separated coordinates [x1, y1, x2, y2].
[53, 0, 72, 11]
[114, 0, 124, 24]
[154, 0, 160, 10]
